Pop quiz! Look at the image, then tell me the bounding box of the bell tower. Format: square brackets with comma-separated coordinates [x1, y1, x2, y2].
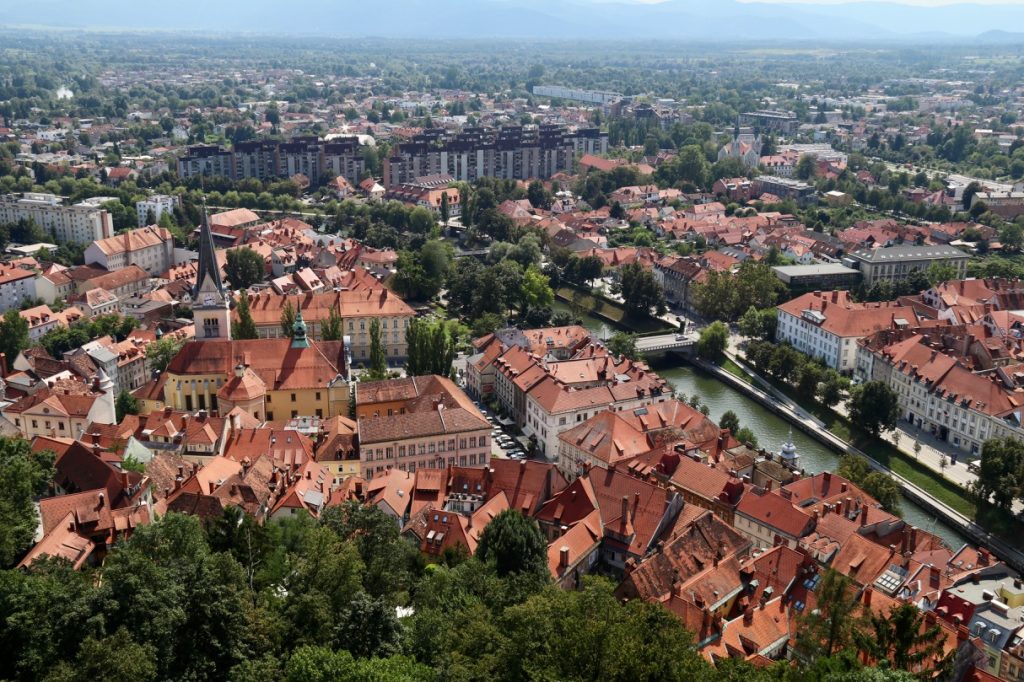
[193, 207, 231, 340]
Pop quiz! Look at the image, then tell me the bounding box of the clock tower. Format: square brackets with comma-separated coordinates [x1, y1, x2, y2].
[193, 208, 231, 340]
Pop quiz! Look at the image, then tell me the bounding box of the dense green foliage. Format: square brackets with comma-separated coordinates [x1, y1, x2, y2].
[0, 437, 55, 567]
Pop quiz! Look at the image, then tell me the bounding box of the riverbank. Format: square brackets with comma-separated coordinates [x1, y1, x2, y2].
[686, 353, 1024, 570]
[554, 286, 671, 335]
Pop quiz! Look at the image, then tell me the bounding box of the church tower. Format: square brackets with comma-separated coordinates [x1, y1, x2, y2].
[193, 207, 231, 340]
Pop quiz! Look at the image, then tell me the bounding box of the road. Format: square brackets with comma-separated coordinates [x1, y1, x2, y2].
[635, 332, 698, 353]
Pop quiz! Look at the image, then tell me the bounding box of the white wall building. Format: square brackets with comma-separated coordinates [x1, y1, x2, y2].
[776, 290, 919, 373]
[84, 226, 175, 275]
[0, 193, 114, 245]
[136, 194, 178, 227]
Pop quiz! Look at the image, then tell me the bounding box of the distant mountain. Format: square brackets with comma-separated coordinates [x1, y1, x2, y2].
[3, 0, 1024, 42]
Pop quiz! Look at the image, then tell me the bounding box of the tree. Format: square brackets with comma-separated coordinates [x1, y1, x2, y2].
[796, 569, 862, 660]
[838, 455, 902, 514]
[280, 299, 296, 337]
[861, 472, 903, 514]
[913, 439, 922, 460]
[0, 309, 30, 368]
[738, 306, 777, 341]
[719, 410, 741, 435]
[619, 262, 665, 318]
[854, 603, 953, 677]
[735, 426, 759, 448]
[527, 180, 550, 210]
[225, 247, 265, 290]
[146, 335, 185, 373]
[663, 144, 710, 189]
[0, 436, 55, 567]
[335, 592, 403, 658]
[405, 318, 456, 378]
[925, 259, 959, 285]
[366, 319, 388, 380]
[321, 306, 343, 341]
[115, 390, 140, 421]
[818, 369, 850, 408]
[573, 255, 605, 287]
[796, 154, 817, 181]
[232, 292, 258, 340]
[519, 265, 554, 315]
[439, 191, 450, 226]
[848, 381, 900, 436]
[607, 331, 639, 360]
[697, 321, 729, 362]
[972, 437, 1024, 510]
[476, 509, 549, 579]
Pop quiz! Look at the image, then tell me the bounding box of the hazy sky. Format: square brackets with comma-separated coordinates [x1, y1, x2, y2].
[629, 0, 1024, 4]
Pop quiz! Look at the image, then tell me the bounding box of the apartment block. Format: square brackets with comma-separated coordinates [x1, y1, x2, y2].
[0, 193, 114, 245]
[382, 125, 608, 188]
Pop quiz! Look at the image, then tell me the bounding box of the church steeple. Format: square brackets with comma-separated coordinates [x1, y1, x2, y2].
[291, 306, 309, 349]
[193, 205, 226, 300]
[193, 204, 232, 341]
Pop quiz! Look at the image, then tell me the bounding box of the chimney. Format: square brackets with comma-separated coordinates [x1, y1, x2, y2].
[823, 471, 831, 484]
[765, 480, 772, 492]
[621, 496, 629, 523]
[844, 497, 852, 516]
[742, 607, 753, 627]
[840, 481, 848, 493]
[863, 587, 873, 607]
[860, 504, 868, 525]
[559, 546, 569, 568]
[0, 352, 7, 378]
[97, 492, 105, 508]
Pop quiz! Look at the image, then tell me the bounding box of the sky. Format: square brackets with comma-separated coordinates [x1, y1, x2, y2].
[628, 0, 1024, 4]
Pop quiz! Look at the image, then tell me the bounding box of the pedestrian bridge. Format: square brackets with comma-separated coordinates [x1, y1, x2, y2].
[635, 332, 697, 355]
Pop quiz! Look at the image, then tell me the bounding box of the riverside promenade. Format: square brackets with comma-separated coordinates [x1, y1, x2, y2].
[689, 351, 1024, 572]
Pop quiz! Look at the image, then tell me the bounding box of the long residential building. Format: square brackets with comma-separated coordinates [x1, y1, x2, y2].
[776, 290, 921, 372]
[857, 328, 1024, 456]
[844, 244, 969, 286]
[382, 125, 608, 188]
[178, 135, 366, 187]
[0, 193, 114, 245]
[237, 289, 416, 362]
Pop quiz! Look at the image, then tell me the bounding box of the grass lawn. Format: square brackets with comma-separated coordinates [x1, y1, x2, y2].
[721, 358, 753, 382]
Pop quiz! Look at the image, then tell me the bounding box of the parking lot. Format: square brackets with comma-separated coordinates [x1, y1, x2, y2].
[474, 401, 530, 461]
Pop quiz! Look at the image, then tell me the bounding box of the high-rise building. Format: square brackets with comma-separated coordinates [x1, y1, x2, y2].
[0, 193, 114, 245]
[382, 125, 607, 188]
[178, 136, 366, 187]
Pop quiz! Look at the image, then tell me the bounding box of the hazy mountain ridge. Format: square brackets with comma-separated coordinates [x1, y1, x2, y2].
[3, 0, 1024, 41]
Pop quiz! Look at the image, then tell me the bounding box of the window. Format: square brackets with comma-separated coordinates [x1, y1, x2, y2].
[291, 410, 298, 418]
[398, 446, 406, 457]
[266, 411, 274, 420]
[266, 394, 272, 402]
[315, 392, 321, 401]
[316, 409, 323, 418]
[291, 393, 296, 402]
[31, 420, 38, 429]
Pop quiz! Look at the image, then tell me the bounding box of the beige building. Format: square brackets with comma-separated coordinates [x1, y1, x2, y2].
[357, 375, 491, 478]
[241, 289, 415, 362]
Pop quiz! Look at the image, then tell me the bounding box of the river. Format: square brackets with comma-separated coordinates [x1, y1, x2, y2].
[559, 304, 967, 547]
[653, 360, 967, 549]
